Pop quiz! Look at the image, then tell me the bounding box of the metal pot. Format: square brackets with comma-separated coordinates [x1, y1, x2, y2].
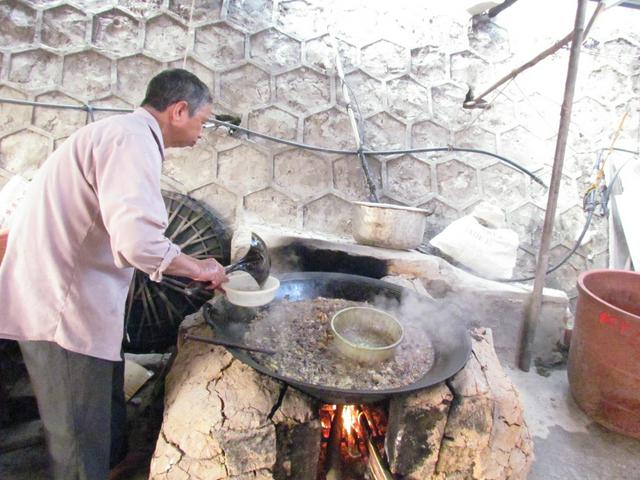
[331, 307, 403, 364]
[351, 201, 430, 250]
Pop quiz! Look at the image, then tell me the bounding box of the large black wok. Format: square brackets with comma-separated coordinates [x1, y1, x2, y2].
[204, 272, 471, 404]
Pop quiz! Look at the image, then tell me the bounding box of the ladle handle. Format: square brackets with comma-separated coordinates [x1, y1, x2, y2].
[183, 280, 212, 297]
[224, 263, 243, 275]
[184, 260, 258, 297]
[183, 333, 276, 354]
[183, 265, 237, 296]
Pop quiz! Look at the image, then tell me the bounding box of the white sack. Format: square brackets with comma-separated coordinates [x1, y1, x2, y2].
[471, 201, 506, 228]
[430, 214, 519, 280]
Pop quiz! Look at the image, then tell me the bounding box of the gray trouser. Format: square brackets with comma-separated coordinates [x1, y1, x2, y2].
[19, 341, 126, 480]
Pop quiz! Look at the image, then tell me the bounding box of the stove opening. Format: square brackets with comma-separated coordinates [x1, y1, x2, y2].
[274, 243, 388, 279]
[318, 403, 392, 480]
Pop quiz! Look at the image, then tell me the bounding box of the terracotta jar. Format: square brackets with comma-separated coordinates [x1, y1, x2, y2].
[568, 269, 640, 438]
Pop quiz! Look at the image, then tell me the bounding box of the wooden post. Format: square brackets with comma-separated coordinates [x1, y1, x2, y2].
[518, 0, 588, 371]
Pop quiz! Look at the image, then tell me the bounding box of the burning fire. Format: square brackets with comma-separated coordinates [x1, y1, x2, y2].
[320, 403, 387, 441]
[320, 404, 361, 443]
[319, 403, 390, 479]
[342, 405, 360, 458]
[342, 405, 356, 435]
[320, 404, 337, 438]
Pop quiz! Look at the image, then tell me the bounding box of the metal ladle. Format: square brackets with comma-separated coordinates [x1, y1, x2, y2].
[183, 333, 276, 354]
[185, 232, 271, 296]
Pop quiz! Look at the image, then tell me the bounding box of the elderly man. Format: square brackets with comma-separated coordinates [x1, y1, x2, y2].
[0, 69, 226, 479]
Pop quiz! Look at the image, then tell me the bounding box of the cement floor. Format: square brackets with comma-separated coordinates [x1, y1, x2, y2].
[508, 366, 640, 480]
[2, 367, 639, 479]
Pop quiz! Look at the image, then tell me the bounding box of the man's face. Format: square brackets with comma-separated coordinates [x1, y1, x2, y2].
[168, 101, 213, 148]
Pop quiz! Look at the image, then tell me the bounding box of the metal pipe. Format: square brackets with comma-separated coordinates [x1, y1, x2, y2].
[357, 150, 380, 203]
[518, 0, 588, 371]
[182, 333, 276, 355]
[327, 31, 380, 202]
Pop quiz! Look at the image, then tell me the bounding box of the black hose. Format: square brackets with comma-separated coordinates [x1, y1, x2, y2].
[504, 209, 594, 283]
[0, 96, 130, 114]
[367, 145, 547, 187]
[503, 147, 638, 283]
[205, 119, 357, 154]
[207, 118, 548, 187]
[0, 95, 547, 188]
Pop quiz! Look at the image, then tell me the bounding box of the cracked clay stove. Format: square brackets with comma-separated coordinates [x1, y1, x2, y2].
[149, 234, 535, 479]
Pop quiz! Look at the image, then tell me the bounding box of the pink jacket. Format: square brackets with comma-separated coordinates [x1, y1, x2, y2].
[0, 108, 181, 361]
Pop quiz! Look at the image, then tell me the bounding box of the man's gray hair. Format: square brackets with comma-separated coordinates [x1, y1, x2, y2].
[141, 69, 212, 116]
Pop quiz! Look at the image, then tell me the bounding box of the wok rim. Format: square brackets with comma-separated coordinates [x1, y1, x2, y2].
[204, 272, 472, 401]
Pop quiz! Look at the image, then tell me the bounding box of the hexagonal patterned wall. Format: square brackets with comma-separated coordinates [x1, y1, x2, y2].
[1, 0, 639, 306]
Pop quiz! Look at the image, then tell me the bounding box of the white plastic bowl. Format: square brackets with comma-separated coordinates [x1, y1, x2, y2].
[222, 272, 280, 307]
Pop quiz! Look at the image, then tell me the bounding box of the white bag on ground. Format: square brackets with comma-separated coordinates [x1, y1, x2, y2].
[471, 201, 506, 228]
[0, 175, 30, 229]
[430, 214, 519, 279]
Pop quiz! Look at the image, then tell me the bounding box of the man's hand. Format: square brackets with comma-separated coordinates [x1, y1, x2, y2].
[193, 258, 227, 290]
[163, 253, 228, 290]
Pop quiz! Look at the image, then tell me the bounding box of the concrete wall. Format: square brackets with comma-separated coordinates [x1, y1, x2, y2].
[0, 0, 639, 305]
